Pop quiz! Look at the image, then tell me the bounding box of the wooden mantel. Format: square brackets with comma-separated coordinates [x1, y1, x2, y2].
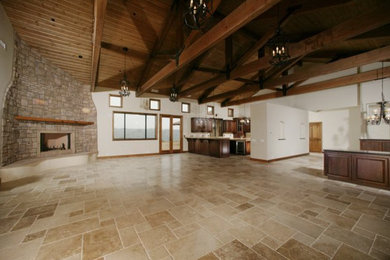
[15, 116, 94, 126]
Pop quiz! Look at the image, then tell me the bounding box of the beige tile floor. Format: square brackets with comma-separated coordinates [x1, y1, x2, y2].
[0, 153, 389, 260]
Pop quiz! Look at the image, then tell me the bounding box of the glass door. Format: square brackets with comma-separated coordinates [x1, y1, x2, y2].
[160, 115, 182, 153]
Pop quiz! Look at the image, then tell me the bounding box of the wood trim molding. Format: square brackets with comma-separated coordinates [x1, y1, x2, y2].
[250, 153, 310, 163]
[15, 116, 94, 125]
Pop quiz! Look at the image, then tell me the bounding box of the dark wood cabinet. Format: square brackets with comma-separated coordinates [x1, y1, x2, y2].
[243, 122, 251, 133]
[352, 155, 388, 188]
[245, 141, 251, 155]
[223, 120, 237, 133]
[324, 150, 390, 190]
[360, 139, 390, 152]
[191, 118, 213, 133]
[186, 138, 230, 158]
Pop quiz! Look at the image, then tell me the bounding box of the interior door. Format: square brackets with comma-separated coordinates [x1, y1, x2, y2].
[309, 122, 322, 153]
[160, 115, 183, 153]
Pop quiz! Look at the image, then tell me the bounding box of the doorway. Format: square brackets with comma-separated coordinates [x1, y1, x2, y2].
[160, 115, 183, 153]
[309, 122, 322, 152]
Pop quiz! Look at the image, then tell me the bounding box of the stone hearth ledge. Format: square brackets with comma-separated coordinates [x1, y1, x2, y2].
[0, 152, 96, 183]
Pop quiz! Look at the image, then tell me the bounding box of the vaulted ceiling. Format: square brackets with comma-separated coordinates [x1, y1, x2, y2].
[3, 0, 390, 105]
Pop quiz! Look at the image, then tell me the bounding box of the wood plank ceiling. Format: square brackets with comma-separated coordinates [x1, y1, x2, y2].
[3, 0, 390, 105]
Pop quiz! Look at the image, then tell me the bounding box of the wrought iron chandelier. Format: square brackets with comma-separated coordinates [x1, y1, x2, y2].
[119, 47, 131, 97]
[366, 62, 390, 125]
[169, 85, 178, 102]
[268, 4, 290, 66]
[184, 0, 212, 30]
[268, 28, 290, 66]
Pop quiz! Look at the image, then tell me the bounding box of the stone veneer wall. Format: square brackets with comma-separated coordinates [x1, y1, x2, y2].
[1, 36, 97, 166]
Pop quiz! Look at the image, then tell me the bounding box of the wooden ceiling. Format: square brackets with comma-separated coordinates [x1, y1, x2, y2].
[3, 0, 390, 105]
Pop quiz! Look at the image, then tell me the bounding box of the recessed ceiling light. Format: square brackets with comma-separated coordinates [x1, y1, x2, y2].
[50, 18, 55, 22]
[78, 55, 83, 59]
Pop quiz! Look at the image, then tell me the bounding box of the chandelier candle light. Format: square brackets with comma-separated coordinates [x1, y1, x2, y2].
[366, 62, 390, 125]
[169, 85, 178, 102]
[184, 0, 212, 30]
[119, 47, 131, 97]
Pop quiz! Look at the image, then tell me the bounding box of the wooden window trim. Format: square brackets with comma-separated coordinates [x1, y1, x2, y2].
[149, 99, 161, 111]
[228, 108, 234, 117]
[207, 105, 214, 115]
[112, 111, 158, 141]
[109, 94, 123, 108]
[181, 102, 190, 113]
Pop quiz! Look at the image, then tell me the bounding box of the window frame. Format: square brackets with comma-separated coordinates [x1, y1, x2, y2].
[228, 108, 234, 117]
[207, 105, 214, 116]
[149, 99, 161, 111]
[109, 94, 123, 108]
[181, 102, 190, 113]
[112, 111, 158, 141]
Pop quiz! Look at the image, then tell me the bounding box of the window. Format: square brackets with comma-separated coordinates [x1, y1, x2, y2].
[113, 112, 157, 140]
[181, 102, 190, 113]
[228, 108, 234, 117]
[149, 99, 160, 111]
[207, 105, 214, 115]
[109, 94, 122, 108]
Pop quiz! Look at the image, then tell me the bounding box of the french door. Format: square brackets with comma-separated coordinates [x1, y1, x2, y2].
[160, 115, 183, 153]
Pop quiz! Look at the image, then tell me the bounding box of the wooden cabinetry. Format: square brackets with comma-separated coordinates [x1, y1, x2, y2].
[223, 120, 237, 133]
[324, 150, 390, 190]
[191, 118, 212, 132]
[245, 141, 251, 155]
[186, 138, 230, 158]
[360, 139, 390, 152]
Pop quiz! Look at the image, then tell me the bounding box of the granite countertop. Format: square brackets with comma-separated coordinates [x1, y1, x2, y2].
[324, 149, 390, 156]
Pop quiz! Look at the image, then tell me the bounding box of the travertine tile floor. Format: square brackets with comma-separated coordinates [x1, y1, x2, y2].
[0, 153, 390, 260]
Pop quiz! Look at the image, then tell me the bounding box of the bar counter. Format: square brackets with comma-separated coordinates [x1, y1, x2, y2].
[324, 149, 390, 190]
[185, 137, 230, 158]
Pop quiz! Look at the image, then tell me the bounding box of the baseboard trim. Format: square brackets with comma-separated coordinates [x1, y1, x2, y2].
[250, 153, 310, 163]
[98, 151, 188, 159]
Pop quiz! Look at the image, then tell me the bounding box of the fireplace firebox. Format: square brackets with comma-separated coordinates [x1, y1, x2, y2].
[40, 133, 71, 152]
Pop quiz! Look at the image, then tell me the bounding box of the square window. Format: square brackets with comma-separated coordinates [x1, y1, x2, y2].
[181, 102, 190, 113]
[207, 106, 214, 115]
[109, 94, 122, 108]
[228, 108, 234, 117]
[149, 99, 160, 111]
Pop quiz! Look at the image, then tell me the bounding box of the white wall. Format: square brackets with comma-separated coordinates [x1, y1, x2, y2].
[92, 91, 242, 157]
[250, 62, 390, 151]
[309, 107, 361, 150]
[0, 4, 15, 166]
[251, 103, 309, 161]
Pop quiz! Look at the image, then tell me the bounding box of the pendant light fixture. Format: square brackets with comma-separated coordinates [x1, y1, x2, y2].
[268, 5, 290, 66]
[169, 85, 178, 102]
[119, 47, 131, 97]
[184, 0, 212, 30]
[366, 62, 390, 125]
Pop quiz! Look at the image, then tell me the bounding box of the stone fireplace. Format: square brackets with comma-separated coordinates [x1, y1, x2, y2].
[1, 37, 97, 166]
[39, 131, 75, 157]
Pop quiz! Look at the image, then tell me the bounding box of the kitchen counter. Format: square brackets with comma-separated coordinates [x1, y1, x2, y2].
[324, 149, 390, 190]
[185, 137, 230, 158]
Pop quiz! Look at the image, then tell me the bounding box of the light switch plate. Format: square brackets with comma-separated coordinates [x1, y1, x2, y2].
[0, 40, 6, 50]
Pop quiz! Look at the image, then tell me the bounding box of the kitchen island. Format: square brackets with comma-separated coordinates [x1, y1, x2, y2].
[186, 137, 230, 158]
[324, 149, 390, 190]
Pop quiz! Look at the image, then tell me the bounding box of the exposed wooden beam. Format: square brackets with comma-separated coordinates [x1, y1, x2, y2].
[137, 0, 281, 96]
[181, 3, 390, 97]
[264, 45, 390, 89]
[194, 67, 225, 74]
[224, 66, 390, 106]
[136, 0, 179, 89]
[91, 0, 108, 91]
[199, 56, 303, 104]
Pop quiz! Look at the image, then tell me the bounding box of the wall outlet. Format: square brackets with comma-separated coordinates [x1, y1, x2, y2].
[0, 40, 6, 50]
